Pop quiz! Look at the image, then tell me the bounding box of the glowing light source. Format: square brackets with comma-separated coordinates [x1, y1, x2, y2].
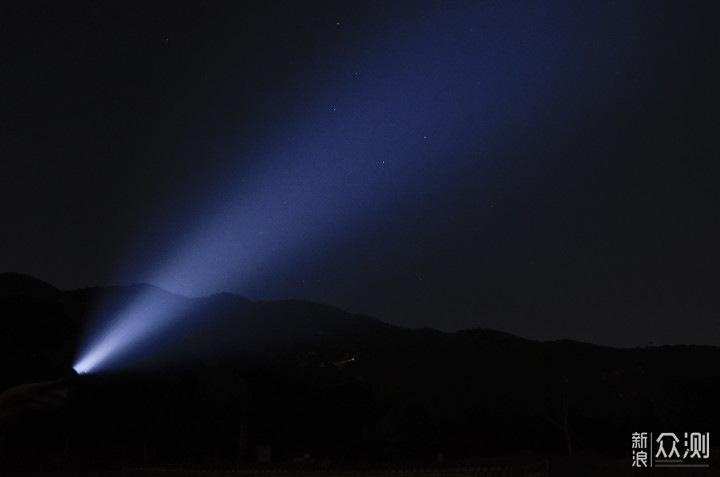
[74, 287, 195, 373]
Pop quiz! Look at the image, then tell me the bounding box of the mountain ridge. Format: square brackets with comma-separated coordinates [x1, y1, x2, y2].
[0, 272, 627, 349]
[1, 271, 720, 462]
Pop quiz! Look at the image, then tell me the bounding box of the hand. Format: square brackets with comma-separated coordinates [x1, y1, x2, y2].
[0, 379, 69, 424]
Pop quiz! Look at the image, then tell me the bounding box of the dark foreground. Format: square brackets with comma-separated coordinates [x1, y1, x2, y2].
[4, 455, 720, 477]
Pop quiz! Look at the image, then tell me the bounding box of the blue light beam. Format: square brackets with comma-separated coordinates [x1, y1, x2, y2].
[74, 2, 656, 373]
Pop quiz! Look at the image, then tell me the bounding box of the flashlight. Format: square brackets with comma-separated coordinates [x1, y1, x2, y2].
[63, 368, 83, 387]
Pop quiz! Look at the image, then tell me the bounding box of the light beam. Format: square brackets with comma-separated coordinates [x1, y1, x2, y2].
[74, 2, 649, 373]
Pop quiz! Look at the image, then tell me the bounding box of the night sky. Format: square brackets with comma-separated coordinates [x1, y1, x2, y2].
[2, 1, 719, 347]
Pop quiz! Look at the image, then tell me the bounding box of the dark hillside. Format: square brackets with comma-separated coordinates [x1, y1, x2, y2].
[0, 273, 718, 467]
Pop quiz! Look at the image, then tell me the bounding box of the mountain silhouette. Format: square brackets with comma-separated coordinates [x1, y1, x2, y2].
[0, 271, 61, 300]
[1, 272, 719, 469]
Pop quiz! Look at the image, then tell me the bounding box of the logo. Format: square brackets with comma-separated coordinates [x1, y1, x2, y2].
[632, 432, 710, 468]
